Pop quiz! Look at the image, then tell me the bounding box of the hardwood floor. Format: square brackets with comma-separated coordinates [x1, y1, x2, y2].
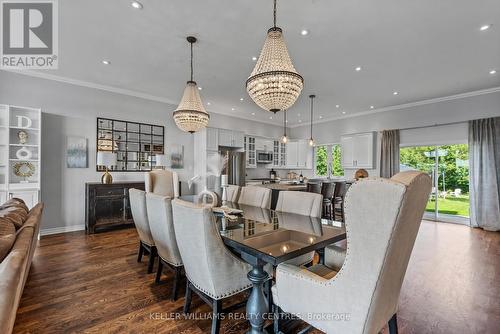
[14, 221, 500, 334]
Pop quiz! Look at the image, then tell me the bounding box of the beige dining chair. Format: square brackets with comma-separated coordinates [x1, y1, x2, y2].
[238, 186, 271, 209]
[275, 191, 323, 267]
[129, 189, 157, 273]
[272, 171, 432, 334]
[225, 185, 241, 202]
[146, 193, 183, 300]
[171, 199, 271, 334]
[145, 169, 179, 198]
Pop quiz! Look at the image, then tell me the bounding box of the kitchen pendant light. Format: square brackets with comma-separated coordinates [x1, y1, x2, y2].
[281, 111, 288, 143]
[308, 94, 315, 146]
[246, 0, 304, 113]
[173, 36, 210, 133]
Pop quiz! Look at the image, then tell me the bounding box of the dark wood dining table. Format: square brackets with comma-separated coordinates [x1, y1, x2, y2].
[179, 197, 346, 334]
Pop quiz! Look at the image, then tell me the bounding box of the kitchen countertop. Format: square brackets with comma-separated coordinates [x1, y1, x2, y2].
[256, 183, 307, 191]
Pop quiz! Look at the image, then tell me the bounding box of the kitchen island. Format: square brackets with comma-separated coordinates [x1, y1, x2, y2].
[256, 182, 307, 209]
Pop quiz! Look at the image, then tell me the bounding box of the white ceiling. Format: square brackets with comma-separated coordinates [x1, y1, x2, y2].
[32, 0, 500, 126]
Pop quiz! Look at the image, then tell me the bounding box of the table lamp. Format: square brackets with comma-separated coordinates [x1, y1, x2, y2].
[97, 151, 117, 184]
[155, 154, 168, 170]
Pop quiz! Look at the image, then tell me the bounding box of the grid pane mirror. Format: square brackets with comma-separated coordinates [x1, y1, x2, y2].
[96, 118, 164, 172]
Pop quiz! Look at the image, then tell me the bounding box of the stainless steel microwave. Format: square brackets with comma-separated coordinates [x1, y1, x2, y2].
[256, 151, 273, 164]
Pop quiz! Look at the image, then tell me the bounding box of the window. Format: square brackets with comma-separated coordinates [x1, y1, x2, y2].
[315, 144, 344, 177]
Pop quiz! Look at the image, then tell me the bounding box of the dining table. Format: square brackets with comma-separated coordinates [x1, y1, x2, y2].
[179, 196, 346, 334]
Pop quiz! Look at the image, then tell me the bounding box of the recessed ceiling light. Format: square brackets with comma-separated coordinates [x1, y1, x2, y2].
[251, 112, 255, 115]
[252, 56, 257, 61]
[370, 105, 374, 109]
[207, 102, 211, 106]
[269, 116, 273, 120]
[300, 29, 309, 36]
[319, 116, 323, 119]
[355, 66, 362, 71]
[480, 24, 491, 31]
[335, 105, 340, 108]
[198, 86, 202, 90]
[393, 91, 399, 95]
[297, 113, 301, 116]
[342, 111, 346, 114]
[489, 69, 497, 75]
[231, 107, 235, 111]
[131, 1, 143, 9]
[240, 97, 244, 101]
[102, 60, 111, 65]
[286, 120, 288, 123]
[298, 120, 302, 123]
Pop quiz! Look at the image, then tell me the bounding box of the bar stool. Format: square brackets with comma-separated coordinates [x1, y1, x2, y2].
[306, 182, 322, 194]
[321, 182, 335, 219]
[333, 181, 347, 221]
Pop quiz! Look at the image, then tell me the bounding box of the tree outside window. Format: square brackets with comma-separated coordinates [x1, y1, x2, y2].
[315, 144, 344, 177]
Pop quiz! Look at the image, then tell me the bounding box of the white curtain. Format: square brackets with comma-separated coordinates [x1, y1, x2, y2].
[380, 130, 400, 178]
[469, 117, 500, 231]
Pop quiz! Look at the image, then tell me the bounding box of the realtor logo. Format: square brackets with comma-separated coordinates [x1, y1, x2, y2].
[1, 0, 58, 69]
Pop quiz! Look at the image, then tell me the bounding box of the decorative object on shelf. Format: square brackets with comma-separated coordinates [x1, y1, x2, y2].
[154, 154, 168, 169]
[15, 146, 32, 160]
[173, 36, 210, 133]
[170, 144, 184, 169]
[13, 161, 35, 183]
[221, 174, 228, 204]
[17, 130, 28, 144]
[96, 117, 164, 172]
[355, 168, 369, 180]
[281, 111, 288, 143]
[308, 94, 316, 146]
[97, 151, 117, 184]
[16, 115, 32, 129]
[66, 136, 88, 168]
[246, 0, 304, 113]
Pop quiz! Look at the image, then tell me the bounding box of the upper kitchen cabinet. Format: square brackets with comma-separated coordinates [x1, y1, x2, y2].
[244, 136, 256, 168]
[218, 129, 244, 148]
[286, 140, 313, 169]
[341, 132, 376, 169]
[206, 127, 219, 151]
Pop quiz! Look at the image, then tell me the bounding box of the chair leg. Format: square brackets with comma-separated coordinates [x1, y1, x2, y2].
[171, 266, 181, 301]
[265, 280, 273, 312]
[388, 313, 398, 334]
[183, 281, 192, 314]
[147, 247, 157, 274]
[273, 304, 282, 334]
[137, 242, 144, 262]
[211, 299, 222, 334]
[155, 259, 163, 284]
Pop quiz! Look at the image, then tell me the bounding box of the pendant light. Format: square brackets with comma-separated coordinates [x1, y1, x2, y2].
[246, 0, 304, 113]
[173, 36, 210, 133]
[281, 111, 288, 143]
[308, 94, 315, 146]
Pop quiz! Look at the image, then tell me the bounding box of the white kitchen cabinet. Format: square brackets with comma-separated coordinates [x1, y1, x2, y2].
[285, 140, 312, 169]
[286, 141, 298, 168]
[341, 132, 376, 169]
[206, 127, 219, 151]
[244, 136, 256, 168]
[218, 129, 244, 148]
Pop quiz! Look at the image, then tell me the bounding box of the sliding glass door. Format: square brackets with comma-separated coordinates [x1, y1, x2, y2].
[400, 144, 470, 224]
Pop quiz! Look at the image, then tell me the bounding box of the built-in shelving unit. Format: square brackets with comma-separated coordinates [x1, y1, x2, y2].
[0, 104, 41, 208]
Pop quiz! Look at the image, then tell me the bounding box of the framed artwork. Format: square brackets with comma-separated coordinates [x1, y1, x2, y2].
[67, 136, 88, 168]
[170, 145, 184, 169]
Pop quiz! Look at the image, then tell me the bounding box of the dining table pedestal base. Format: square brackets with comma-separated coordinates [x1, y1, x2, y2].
[245, 260, 270, 334]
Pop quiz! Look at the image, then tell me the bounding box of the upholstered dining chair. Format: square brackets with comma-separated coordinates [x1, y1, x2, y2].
[145, 193, 183, 300]
[237, 186, 272, 209]
[145, 169, 179, 198]
[272, 171, 432, 334]
[275, 191, 323, 267]
[171, 199, 271, 334]
[225, 185, 240, 203]
[129, 189, 157, 273]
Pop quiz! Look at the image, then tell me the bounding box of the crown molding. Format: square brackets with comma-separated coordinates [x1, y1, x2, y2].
[3, 69, 499, 129]
[289, 86, 500, 128]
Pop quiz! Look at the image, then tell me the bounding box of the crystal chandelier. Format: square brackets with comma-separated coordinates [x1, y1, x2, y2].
[173, 36, 210, 133]
[246, 0, 304, 113]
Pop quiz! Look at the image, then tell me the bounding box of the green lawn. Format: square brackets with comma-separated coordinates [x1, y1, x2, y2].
[425, 195, 470, 217]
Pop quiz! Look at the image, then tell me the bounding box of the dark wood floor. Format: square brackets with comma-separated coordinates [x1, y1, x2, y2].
[13, 221, 500, 334]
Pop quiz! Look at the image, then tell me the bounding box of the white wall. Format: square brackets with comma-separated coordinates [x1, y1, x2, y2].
[290, 90, 500, 178]
[0, 71, 282, 231]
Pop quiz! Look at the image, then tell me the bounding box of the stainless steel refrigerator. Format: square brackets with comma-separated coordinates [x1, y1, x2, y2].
[221, 150, 246, 186]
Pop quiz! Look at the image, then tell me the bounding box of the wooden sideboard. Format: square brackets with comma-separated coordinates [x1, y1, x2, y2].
[85, 181, 145, 234]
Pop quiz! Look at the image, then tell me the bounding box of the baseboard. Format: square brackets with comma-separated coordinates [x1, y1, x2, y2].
[40, 224, 85, 236]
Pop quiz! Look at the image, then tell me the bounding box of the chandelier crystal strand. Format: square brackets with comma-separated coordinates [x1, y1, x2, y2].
[246, 0, 304, 113]
[309, 94, 315, 146]
[173, 36, 210, 133]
